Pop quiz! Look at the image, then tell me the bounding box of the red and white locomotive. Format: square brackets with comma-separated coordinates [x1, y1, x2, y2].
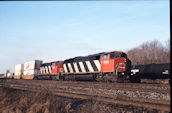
[37, 51, 131, 82]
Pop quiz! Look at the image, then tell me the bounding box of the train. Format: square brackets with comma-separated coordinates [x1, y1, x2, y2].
[3, 50, 170, 83]
[13, 51, 132, 82]
[130, 63, 170, 82]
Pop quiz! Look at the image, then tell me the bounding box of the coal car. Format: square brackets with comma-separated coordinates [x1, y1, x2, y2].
[130, 63, 170, 82]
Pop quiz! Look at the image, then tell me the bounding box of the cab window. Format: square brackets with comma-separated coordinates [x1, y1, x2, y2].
[110, 54, 115, 59]
[56, 62, 63, 65]
[102, 54, 109, 59]
[121, 53, 127, 57]
[115, 54, 120, 58]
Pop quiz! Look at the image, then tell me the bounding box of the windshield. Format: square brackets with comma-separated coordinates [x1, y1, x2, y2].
[121, 53, 127, 57]
[103, 54, 109, 59]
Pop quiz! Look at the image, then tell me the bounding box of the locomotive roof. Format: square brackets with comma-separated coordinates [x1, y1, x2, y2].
[64, 51, 125, 63]
[41, 62, 52, 66]
[65, 52, 106, 61]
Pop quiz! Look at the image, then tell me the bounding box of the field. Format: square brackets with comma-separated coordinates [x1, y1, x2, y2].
[0, 79, 170, 113]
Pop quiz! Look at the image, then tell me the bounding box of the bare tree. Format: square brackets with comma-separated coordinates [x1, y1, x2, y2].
[127, 39, 170, 65]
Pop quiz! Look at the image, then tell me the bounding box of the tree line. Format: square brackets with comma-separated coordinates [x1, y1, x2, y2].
[127, 39, 170, 65]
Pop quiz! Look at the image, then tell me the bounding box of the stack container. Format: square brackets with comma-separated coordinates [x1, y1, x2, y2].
[22, 60, 42, 79]
[14, 64, 24, 79]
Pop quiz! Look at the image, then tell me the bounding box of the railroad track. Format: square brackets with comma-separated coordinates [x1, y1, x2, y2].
[1, 79, 170, 90]
[0, 79, 170, 112]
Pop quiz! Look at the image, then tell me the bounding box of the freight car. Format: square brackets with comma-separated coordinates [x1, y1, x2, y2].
[14, 64, 24, 79]
[0, 74, 4, 78]
[14, 60, 43, 79]
[130, 63, 170, 82]
[61, 51, 131, 82]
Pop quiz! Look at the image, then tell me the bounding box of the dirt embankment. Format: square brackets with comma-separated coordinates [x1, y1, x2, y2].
[0, 86, 160, 113]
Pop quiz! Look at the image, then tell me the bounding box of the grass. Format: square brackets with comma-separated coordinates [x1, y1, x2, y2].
[0, 86, 160, 113]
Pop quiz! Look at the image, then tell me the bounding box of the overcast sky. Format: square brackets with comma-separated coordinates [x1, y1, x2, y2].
[0, 1, 170, 73]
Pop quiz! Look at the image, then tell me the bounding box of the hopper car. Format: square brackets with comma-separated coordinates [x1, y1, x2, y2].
[130, 63, 170, 82]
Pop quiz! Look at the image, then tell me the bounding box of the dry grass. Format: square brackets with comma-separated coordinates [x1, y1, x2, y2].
[0, 86, 114, 113]
[0, 86, 71, 113]
[0, 86, 160, 113]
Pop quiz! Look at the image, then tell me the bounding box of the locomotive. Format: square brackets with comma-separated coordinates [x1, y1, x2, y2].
[13, 51, 132, 82]
[38, 61, 63, 80]
[39, 51, 131, 82]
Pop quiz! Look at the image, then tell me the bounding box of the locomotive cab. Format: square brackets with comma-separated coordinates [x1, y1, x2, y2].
[100, 51, 131, 82]
[51, 61, 64, 74]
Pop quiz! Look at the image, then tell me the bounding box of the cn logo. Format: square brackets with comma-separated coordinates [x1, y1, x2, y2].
[104, 61, 109, 64]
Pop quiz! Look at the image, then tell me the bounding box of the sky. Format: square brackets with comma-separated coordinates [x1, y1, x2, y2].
[0, 1, 170, 73]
